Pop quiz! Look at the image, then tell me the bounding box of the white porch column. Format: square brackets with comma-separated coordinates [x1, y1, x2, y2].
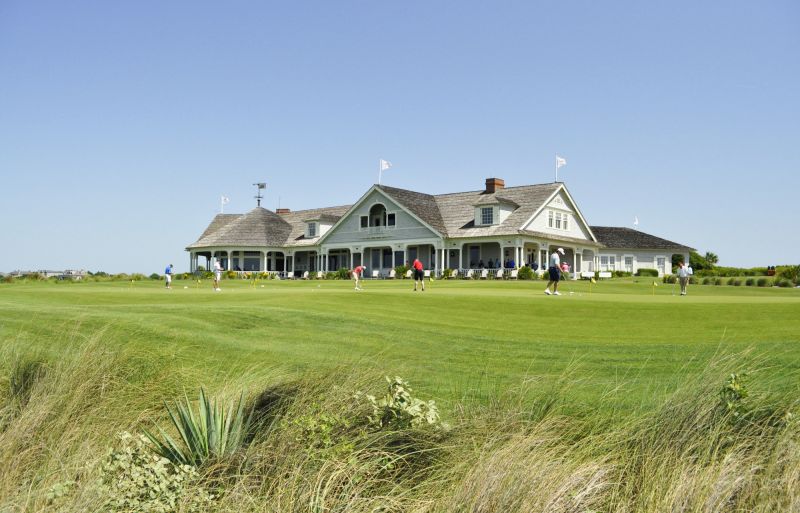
[350, 251, 354, 269]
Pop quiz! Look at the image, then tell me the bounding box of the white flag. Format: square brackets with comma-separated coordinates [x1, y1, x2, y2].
[556, 155, 567, 169]
[380, 159, 392, 171]
[634, 216, 639, 227]
[221, 195, 230, 205]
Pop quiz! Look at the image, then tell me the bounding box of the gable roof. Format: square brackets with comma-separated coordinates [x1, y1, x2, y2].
[434, 183, 562, 238]
[375, 185, 448, 235]
[590, 226, 695, 251]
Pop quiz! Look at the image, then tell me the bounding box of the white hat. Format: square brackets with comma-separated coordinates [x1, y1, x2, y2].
[557, 248, 565, 255]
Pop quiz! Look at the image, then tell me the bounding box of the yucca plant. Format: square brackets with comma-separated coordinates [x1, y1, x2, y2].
[144, 388, 252, 466]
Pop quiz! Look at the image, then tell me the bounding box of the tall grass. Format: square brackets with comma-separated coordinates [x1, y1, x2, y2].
[0, 333, 797, 512]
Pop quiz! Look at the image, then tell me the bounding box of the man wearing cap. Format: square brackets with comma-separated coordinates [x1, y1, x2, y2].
[545, 248, 565, 296]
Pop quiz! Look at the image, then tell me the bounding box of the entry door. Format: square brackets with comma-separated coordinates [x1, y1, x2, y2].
[371, 249, 381, 268]
[657, 257, 666, 275]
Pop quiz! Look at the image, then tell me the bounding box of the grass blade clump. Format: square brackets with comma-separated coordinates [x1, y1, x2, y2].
[144, 388, 252, 466]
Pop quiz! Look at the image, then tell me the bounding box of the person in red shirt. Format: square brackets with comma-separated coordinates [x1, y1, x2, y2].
[353, 264, 366, 291]
[412, 258, 425, 292]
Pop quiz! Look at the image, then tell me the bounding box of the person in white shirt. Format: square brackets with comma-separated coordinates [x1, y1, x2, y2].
[213, 260, 223, 291]
[677, 261, 692, 296]
[545, 248, 565, 295]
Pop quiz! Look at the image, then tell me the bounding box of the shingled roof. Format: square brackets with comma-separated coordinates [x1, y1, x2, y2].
[187, 207, 292, 249]
[434, 183, 563, 238]
[590, 226, 694, 251]
[188, 205, 353, 249]
[375, 185, 448, 235]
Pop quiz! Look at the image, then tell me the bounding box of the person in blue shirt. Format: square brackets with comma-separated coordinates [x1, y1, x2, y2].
[164, 264, 173, 289]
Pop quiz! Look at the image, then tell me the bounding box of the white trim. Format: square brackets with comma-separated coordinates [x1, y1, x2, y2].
[521, 184, 598, 243]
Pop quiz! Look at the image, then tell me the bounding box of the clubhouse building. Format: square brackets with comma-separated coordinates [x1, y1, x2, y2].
[187, 178, 693, 278]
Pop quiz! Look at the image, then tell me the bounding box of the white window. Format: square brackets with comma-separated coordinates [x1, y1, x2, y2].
[307, 222, 316, 237]
[481, 207, 494, 225]
[563, 215, 569, 231]
[548, 210, 554, 228]
[624, 256, 633, 273]
[600, 256, 609, 271]
[609, 255, 616, 270]
[555, 212, 562, 229]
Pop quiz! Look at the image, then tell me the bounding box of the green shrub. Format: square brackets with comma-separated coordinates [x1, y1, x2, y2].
[729, 278, 742, 286]
[102, 432, 215, 512]
[144, 389, 252, 467]
[358, 376, 444, 431]
[714, 278, 723, 286]
[720, 373, 749, 419]
[518, 266, 535, 280]
[612, 271, 632, 278]
[149, 273, 161, 280]
[225, 270, 237, 279]
[663, 275, 677, 284]
[130, 273, 147, 281]
[702, 277, 713, 285]
[778, 265, 800, 285]
[689, 276, 700, 284]
[442, 268, 454, 279]
[745, 278, 755, 286]
[757, 278, 770, 287]
[775, 279, 793, 288]
[395, 265, 409, 278]
[335, 267, 351, 280]
[636, 268, 658, 277]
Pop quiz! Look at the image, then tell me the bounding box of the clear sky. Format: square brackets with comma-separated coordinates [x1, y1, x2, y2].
[1, 1, 798, 273]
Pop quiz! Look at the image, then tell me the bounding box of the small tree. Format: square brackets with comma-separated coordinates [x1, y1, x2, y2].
[704, 251, 719, 267]
[689, 251, 710, 271]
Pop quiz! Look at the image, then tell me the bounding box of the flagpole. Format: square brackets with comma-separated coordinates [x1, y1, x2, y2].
[554, 155, 557, 182]
[378, 159, 382, 185]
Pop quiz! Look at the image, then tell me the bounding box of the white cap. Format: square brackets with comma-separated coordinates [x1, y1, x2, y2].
[557, 248, 565, 255]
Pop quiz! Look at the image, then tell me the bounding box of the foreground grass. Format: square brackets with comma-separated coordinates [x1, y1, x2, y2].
[0, 331, 798, 512]
[1, 279, 798, 410]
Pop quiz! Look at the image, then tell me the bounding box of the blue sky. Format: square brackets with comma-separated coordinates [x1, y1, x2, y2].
[1, 1, 798, 272]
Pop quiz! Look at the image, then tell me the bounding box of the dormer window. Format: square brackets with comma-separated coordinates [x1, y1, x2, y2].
[307, 222, 317, 237]
[481, 207, 494, 225]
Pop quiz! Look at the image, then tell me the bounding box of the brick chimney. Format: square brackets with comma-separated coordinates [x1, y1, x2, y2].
[276, 208, 291, 214]
[485, 178, 505, 194]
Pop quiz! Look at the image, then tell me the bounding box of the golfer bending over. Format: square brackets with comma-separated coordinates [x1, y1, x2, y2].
[353, 264, 366, 290]
[412, 258, 425, 292]
[544, 248, 565, 296]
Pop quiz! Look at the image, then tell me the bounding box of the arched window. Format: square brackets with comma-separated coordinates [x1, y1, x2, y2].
[368, 203, 387, 227]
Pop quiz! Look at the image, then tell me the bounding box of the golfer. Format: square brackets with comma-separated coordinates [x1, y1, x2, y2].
[213, 260, 223, 291]
[164, 264, 173, 289]
[677, 261, 692, 296]
[412, 258, 425, 292]
[544, 248, 565, 296]
[353, 264, 366, 291]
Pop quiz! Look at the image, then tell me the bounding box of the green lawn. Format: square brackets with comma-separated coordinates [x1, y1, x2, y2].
[1, 278, 799, 411]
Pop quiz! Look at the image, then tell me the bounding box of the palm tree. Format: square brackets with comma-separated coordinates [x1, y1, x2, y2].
[704, 252, 719, 267]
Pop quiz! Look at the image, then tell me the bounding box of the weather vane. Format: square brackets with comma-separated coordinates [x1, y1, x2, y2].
[253, 182, 266, 207]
